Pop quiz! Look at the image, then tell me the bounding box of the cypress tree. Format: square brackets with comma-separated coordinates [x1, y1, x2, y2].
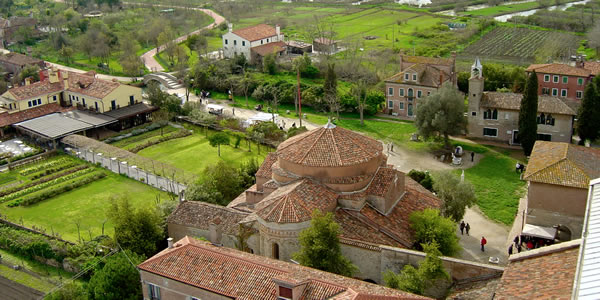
[519, 70, 539, 156]
[577, 77, 600, 145]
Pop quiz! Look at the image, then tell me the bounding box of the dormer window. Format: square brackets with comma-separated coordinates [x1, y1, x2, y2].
[404, 73, 409, 80]
[412, 73, 417, 81]
[278, 287, 292, 300]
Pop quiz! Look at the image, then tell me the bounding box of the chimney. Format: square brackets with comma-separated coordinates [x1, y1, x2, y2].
[276, 24, 281, 39]
[63, 71, 69, 89]
[38, 69, 46, 82]
[48, 69, 59, 83]
[167, 237, 174, 249]
[576, 56, 585, 68]
[228, 23, 233, 33]
[24, 77, 31, 85]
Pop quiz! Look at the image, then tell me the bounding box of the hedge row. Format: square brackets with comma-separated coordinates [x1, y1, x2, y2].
[29, 161, 80, 180]
[130, 129, 192, 153]
[19, 158, 72, 176]
[0, 165, 89, 198]
[1, 168, 96, 204]
[9, 172, 107, 207]
[104, 122, 164, 144]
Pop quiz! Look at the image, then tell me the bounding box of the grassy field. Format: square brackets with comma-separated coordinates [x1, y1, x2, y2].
[135, 126, 269, 176]
[0, 264, 56, 293]
[0, 249, 78, 287]
[0, 155, 171, 242]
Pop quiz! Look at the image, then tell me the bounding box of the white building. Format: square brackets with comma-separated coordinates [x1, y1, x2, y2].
[222, 23, 285, 63]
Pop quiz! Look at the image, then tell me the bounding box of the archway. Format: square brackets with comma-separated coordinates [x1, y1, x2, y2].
[272, 243, 280, 260]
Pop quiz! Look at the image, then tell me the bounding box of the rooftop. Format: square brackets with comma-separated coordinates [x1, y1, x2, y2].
[523, 141, 600, 189]
[102, 103, 157, 120]
[480, 92, 576, 115]
[14, 110, 116, 139]
[526, 63, 600, 77]
[232, 24, 277, 42]
[277, 124, 383, 167]
[386, 64, 451, 88]
[0, 52, 43, 66]
[168, 201, 249, 235]
[0, 102, 70, 127]
[67, 71, 120, 99]
[7, 80, 63, 101]
[138, 236, 428, 300]
[251, 41, 286, 57]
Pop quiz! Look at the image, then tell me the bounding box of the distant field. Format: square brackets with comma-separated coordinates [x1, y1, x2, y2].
[465, 1, 539, 17]
[461, 26, 581, 64]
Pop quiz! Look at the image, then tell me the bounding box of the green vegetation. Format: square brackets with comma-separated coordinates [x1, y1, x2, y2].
[409, 209, 461, 256]
[0, 263, 56, 292]
[87, 250, 144, 300]
[466, 1, 540, 17]
[519, 70, 539, 156]
[432, 171, 476, 223]
[577, 76, 600, 145]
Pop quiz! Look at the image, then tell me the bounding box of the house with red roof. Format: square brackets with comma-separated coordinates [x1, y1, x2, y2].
[526, 59, 600, 101]
[222, 23, 286, 63]
[168, 122, 443, 283]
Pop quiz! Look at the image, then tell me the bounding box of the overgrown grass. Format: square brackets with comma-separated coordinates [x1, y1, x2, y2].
[0, 249, 78, 285]
[0, 264, 56, 292]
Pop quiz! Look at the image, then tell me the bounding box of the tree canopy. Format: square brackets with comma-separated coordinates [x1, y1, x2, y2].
[208, 132, 230, 157]
[577, 76, 600, 145]
[409, 209, 461, 256]
[293, 209, 357, 277]
[415, 83, 467, 148]
[87, 250, 144, 300]
[519, 70, 539, 156]
[433, 171, 477, 222]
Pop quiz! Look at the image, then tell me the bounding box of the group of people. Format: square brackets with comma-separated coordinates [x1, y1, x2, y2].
[508, 235, 553, 255]
[460, 221, 488, 252]
[199, 90, 211, 102]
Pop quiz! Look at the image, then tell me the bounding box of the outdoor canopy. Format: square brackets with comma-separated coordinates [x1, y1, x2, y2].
[521, 224, 557, 240]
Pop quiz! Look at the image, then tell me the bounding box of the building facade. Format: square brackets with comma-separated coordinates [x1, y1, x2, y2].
[0, 52, 45, 75]
[467, 59, 575, 144]
[222, 23, 285, 63]
[384, 54, 456, 118]
[526, 60, 600, 101]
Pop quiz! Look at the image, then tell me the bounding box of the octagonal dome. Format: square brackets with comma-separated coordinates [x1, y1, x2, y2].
[277, 123, 383, 168]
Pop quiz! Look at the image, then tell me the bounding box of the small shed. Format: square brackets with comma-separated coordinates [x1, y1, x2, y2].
[286, 41, 312, 54]
[313, 38, 338, 54]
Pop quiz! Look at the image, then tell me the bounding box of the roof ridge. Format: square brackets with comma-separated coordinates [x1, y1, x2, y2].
[298, 127, 327, 164]
[329, 128, 343, 166]
[523, 151, 567, 181]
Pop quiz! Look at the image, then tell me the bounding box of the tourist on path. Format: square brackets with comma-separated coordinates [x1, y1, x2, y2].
[480, 236, 487, 252]
[508, 244, 513, 255]
[517, 243, 522, 253]
[465, 223, 470, 235]
[459, 221, 465, 235]
[471, 151, 475, 162]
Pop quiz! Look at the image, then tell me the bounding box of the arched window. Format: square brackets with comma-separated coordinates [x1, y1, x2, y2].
[539, 113, 545, 124]
[272, 243, 279, 260]
[492, 109, 498, 120]
[484, 109, 492, 119]
[408, 88, 413, 97]
[546, 114, 554, 126]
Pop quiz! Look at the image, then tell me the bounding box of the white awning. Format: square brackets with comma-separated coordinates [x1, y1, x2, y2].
[206, 104, 224, 111]
[522, 224, 557, 240]
[248, 112, 277, 122]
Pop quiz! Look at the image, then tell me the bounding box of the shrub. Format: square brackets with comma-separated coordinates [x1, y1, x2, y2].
[407, 169, 434, 192]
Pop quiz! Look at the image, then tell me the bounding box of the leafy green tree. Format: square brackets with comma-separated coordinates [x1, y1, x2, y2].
[293, 209, 357, 277]
[146, 82, 168, 108]
[409, 209, 461, 256]
[262, 53, 277, 74]
[59, 46, 75, 64]
[415, 83, 467, 149]
[351, 80, 368, 125]
[519, 70, 539, 156]
[433, 171, 476, 222]
[577, 77, 600, 145]
[45, 282, 88, 300]
[186, 161, 247, 205]
[18, 65, 40, 83]
[208, 132, 230, 157]
[323, 63, 338, 117]
[87, 250, 143, 300]
[107, 195, 164, 258]
[119, 34, 142, 78]
[383, 243, 449, 296]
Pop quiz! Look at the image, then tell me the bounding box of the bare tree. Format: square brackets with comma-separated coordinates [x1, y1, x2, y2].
[352, 80, 368, 125]
[588, 22, 600, 55]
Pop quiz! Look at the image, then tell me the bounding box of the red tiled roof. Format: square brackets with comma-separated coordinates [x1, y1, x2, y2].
[0, 103, 72, 127]
[0, 52, 43, 66]
[367, 166, 401, 197]
[523, 141, 600, 189]
[585, 61, 600, 76]
[7, 80, 63, 101]
[526, 63, 592, 77]
[386, 64, 451, 88]
[138, 236, 428, 300]
[67, 71, 120, 99]
[232, 24, 277, 42]
[167, 201, 249, 234]
[256, 152, 277, 178]
[480, 92, 576, 115]
[251, 41, 286, 56]
[277, 125, 383, 167]
[255, 179, 338, 223]
[493, 240, 579, 299]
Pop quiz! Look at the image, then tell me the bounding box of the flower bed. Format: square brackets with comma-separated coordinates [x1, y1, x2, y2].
[8, 172, 107, 207]
[0, 166, 89, 198]
[0, 168, 96, 203]
[28, 161, 80, 180]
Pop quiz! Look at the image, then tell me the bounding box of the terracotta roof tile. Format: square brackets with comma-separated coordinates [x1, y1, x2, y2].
[367, 166, 400, 197]
[67, 71, 120, 99]
[584, 61, 600, 76]
[523, 141, 600, 188]
[494, 242, 579, 299]
[139, 236, 427, 299]
[256, 152, 277, 178]
[255, 179, 338, 223]
[480, 92, 576, 115]
[233, 24, 277, 42]
[7, 80, 63, 101]
[277, 125, 383, 167]
[251, 41, 286, 56]
[402, 55, 454, 66]
[386, 64, 451, 88]
[0, 52, 43, 66]
[167, 201, 248, 234]
[526, 63, 591, 77]
[0, 103, 72, 127]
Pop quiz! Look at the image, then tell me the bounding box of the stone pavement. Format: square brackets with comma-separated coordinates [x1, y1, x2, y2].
[457, 207, 510, 266]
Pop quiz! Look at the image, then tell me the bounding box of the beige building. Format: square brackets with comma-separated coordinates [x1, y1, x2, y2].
[222, 24, 285, 64]
[467, 59, 576, 144]
[522, 141, 600, 240]
[168, 122, 442, 283]
[384, 54, 456, 118]
[138, 236, 427, 300]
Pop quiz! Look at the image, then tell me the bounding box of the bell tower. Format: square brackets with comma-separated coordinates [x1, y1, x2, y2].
[467, 58, 484, 136]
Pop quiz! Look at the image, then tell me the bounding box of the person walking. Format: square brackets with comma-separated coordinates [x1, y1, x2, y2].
[515, 162, 521, 174]
[471, 151, 475, 162]
[465, 223, 471, 235]
[459, 221, 465, 235]
[508, 244, 513, 255]
[481, 236, 487, 252]
[517, 243, 522, 253]
[514, 235, 520, 246]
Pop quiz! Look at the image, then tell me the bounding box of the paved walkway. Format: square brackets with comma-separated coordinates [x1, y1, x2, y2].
[457, 207, 510, 266]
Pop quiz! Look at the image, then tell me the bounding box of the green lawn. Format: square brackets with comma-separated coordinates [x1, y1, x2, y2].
[136, 127, 268, 176]
[0, 249, 77, 286]
[0, 264, 56, 293]
[0, 172, 171, 242]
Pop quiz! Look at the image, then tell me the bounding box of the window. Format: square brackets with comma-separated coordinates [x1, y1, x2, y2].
[562, 76, 568, 84]
[399, 102, 404, 110]
[28, 101, 32, 107]
[111, 100, 116, 110]
[544, 75, 550, 82]
[225, 39, 228, 45]
[82, 98, 86, 107]
[267, 38, 269, 42]
[492, 109, 498, 120]
[483, 109, 498, 120]
[427, 91, 431, 96]
[537, 133, 552, 141]
[388, 100, 393, 109]
[261, 40, 263, 45]
[148, 284, 161, 300]
[129, 95, 134, 105]
[404, 73, 409, 80]
[483, 128, 498, 137]
[546, 114, 555, 126]
[471, 111, 477, 116]
[408, 88, 413, 97]
[552, 88, 558, 96]
[417, 90, 422, 98]
[578, 78, 584, 85]
[272, 243, 279, 260]
[542, 87, 550, 95]
[69, 95, 72, 101]
[234, 40, 237, 45]
[52, 95, 56, 102]
[399, 88, 404, 96]
[561, 89, 567, 97]
[537, 113, 546, 124]
[388, 87, 393, 96]
[37, 99, 41, 105]
[95, 102, 99, 111]
[279, 286, 293, 300]
[576, 91, 583, 99]
[412, 73, 417, 81]
[242, 41, 246, 46]
[553, 75, 559, 83]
